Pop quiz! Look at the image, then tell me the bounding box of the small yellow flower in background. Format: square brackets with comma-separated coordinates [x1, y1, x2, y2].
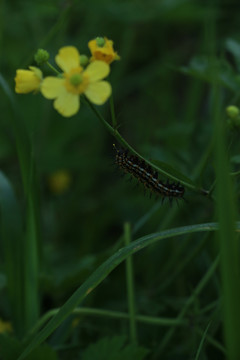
[48, 170, 72, 194]
[72, 317, 80, 329]
[41, 46, 112, 117]
[88, 36, 120, 64]
[15, 66, 42, 94]
[0, 318, 12, 334]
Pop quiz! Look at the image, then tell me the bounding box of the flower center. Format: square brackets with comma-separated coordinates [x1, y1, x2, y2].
[65, 67, 89, 94]
[70, 73, 83, 86]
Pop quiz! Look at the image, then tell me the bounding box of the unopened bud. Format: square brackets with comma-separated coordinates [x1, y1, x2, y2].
[34, 49, 50, 65]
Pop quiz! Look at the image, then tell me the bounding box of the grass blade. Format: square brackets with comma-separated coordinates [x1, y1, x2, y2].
[194, 322, 211, 360]
[18, 222, 237, 360]
[0, 74, 40, 333]
[0, 171, 24, 336]
[213, 70, 240, 360]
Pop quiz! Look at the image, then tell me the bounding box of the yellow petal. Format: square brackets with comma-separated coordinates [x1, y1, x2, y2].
[55, 46, 80, 73]
[84, 61, 110, 82]
[88, 39, 98, 53]
[15, 68, 42, 94]
[54, 91, 80, 117]
[29, 66, 43, 79]
[84, 81, 111, 105]
[41, 77, 65, 99]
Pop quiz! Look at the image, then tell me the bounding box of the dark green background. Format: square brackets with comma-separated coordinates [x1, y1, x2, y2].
[1, 1, 240, 359]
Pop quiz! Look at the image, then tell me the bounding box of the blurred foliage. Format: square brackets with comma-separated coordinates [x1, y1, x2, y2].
[0, 0, 240, 359]
[81, 336, 149, 360]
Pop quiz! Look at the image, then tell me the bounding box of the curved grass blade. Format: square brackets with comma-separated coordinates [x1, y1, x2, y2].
[18, 222, 240, 360]
[194, 322, 211, 360]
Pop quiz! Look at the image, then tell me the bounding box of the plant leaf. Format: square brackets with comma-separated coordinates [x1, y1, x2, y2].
[81, 336, 149, 360]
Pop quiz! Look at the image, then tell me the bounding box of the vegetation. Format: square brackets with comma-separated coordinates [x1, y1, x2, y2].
[0, 1, 240, 359]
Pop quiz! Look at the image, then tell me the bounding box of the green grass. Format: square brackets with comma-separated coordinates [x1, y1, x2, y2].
[0, 1, 240, 359]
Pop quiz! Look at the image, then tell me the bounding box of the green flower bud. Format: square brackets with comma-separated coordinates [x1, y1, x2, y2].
[226, 105, 239, 119]
[96, 37, 105, 47]
[80, 55, 89, 66]
[34, 49, 50, 65]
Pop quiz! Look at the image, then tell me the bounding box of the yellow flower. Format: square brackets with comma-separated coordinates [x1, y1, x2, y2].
[88, 37, 120, 64]
[48, 170, 71, 194]
[0, 318, 12, 334]
[41, 46, 111, 117]
[15, 66, 42, 94]
[72, 317, 80, 329]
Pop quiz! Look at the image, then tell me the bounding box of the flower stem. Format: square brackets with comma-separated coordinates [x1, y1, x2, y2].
[46, 61, 60, 75]
[83, 96, 209, 195]
[124, 222, 138, 345]
[110, 93, 117, 128]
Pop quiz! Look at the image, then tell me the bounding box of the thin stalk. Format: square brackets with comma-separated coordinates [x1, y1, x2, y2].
[26, 306, 187, 342]
[195, 325, 226, 355]
[46, 61, 60, 75]
[209, 9, 240, 358]
[0, 74, 39, 335]
[124, 222, 137, 344]
[194, 322, 212, 360]
[83, 96, 208, 195]
[109, 93, 117, 128]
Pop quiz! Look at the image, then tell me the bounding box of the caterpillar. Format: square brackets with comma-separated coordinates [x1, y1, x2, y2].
[113, 145, 185, 202]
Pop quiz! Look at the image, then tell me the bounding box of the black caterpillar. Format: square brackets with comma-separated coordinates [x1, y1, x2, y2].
[114, 145, 185, 202]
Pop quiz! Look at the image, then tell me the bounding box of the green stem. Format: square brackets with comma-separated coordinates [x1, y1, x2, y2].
[0, 74, 39, 334]
[110, 93, 117, 128]
[195, 325, 226, 355]
[46, 61, 60, 75]
[124, 222, 137, 344]
[26, 306, 187, 342]
[83, 97, 208, 195]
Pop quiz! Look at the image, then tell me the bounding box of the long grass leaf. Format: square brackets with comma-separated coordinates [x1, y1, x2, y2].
[18, 222, 240, 360]
[0, 171, 24, 336]
[0, 74, 40, 333]
[210, 12, 240, 358]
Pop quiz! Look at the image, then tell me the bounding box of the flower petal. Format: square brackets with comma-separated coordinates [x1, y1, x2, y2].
[84, 81, 111, 105]
[15, 68, 42, 94]
[55, 46, 80, 73]
[54, 91, 80, 117]
[41, 77, 65, 99]
[84, 61, 110, 82]
[29, 66, 43, 79]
